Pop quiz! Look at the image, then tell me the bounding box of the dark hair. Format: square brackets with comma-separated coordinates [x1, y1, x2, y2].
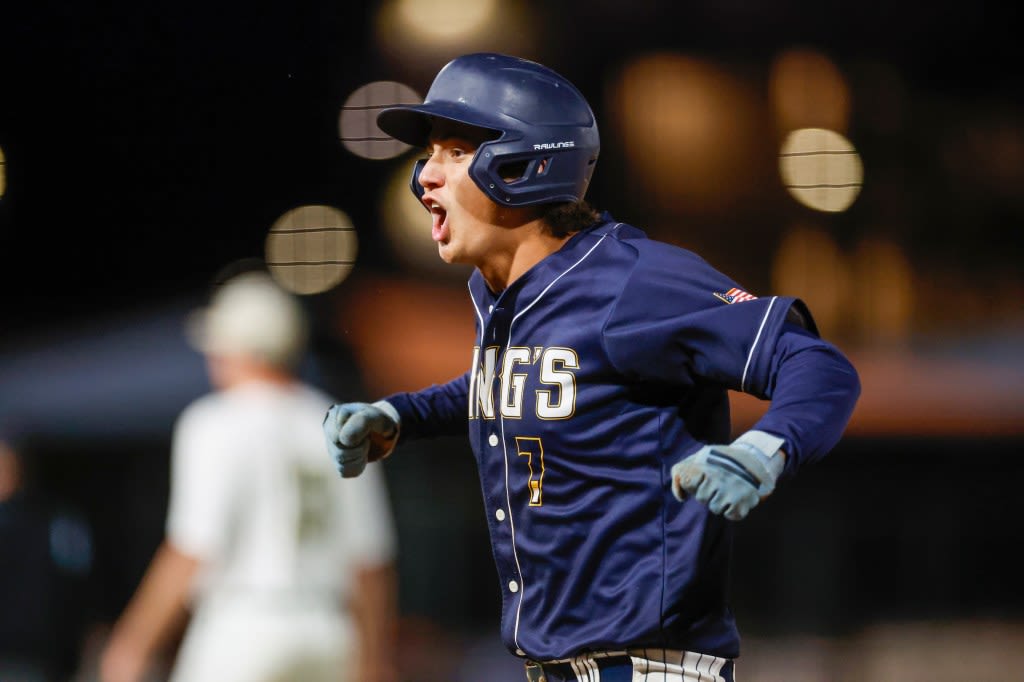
[541, 200, 602, 238]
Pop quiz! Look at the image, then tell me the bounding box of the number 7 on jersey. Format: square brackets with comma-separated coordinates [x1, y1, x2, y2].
[516, 436, 545, 506]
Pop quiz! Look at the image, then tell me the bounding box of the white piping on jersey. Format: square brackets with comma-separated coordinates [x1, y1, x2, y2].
[469, 286, 486, 345]
[740, 295, 777, 394]
[465, 224, 621, 341]
[468, 226, 619, 655]
[509, 227, 618, 323]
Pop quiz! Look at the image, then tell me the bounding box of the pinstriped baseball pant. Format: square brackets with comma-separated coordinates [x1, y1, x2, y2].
[524, 648, 736, 682]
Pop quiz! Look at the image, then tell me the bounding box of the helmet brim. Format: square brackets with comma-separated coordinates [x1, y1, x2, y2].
[377, 102, 506, 148]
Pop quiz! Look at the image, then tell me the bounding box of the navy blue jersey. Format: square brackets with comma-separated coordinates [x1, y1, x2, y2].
[385, 215, 859, 660]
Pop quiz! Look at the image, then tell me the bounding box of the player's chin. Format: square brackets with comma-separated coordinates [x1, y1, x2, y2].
[436, 242, 457, 263]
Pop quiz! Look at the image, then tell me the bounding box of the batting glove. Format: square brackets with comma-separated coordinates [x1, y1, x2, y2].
[323, 401, 400, 478]
[671, 430, 786, 521]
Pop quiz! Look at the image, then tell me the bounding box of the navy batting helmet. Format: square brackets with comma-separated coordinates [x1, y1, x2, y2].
[377, 53, 600, 207]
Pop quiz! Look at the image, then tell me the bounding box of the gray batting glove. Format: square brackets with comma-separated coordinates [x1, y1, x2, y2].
[323, 401, 400, 478]
[671, 430, 786, 521]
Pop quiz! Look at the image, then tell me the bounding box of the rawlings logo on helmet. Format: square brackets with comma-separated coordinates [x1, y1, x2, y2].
[533, 141, 576, 150]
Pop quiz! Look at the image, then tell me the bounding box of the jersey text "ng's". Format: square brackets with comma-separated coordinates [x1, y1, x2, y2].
[468, 346, 578, 420]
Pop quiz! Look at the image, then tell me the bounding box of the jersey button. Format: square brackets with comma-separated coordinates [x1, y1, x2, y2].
[508, 580, 519, 593]
[495, 508, 506, 522]
[488, 433, 499, 446]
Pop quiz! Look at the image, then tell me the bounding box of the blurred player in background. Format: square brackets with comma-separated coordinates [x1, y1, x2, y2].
[100, 267, 398, 682]
[323, 53, 860, 681]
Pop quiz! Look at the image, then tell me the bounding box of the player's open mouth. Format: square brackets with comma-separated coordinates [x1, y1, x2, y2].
[429, 202, 449, 243]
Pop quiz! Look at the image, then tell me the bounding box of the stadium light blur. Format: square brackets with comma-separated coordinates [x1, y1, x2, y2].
[771, 225, 913, 345]
[779, 127, 863, 213]
[608, 53, 762, 216]
[771, 224, 850, 338]
[339, 81, 422, 160]
[769, 48, 851, 135]
[264, 204, 358, 295]
[850, 237, 913, 346]
[393, 0, 496, 41]
[373, 0, 533, 67]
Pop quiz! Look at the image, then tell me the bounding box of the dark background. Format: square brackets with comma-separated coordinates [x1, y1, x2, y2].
[2, 1, 1022, 328]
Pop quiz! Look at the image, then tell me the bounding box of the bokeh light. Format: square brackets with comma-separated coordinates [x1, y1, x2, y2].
[264, 204, 358, 295]
[394, 0, 497, 41]
[608, 52, 763, 215]
[339, 81, 423, 160]
[779, 127, 863, 212]
[769, 47, 851, 134]
[851, 237, 913, 347]
[373, 0, 533, 72]
[771, 224, 850, 338]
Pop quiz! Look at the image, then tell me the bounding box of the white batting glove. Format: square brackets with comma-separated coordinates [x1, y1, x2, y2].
[671, 430, 786, 521]
[323, 401, 400, 478]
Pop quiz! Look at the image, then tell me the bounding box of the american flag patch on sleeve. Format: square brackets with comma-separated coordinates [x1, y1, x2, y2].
[713, 287, 758, 304]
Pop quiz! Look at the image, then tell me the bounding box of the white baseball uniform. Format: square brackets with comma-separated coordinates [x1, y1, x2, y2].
[164, 379, 396, 682]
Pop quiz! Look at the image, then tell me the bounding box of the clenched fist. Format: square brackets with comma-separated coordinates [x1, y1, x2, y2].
[323, 401, 400, 478]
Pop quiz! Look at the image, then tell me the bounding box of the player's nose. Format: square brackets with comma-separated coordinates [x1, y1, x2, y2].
[418, 155, 444, 191]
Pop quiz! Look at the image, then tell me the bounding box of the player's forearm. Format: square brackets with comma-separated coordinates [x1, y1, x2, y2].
[352, 562, 399, 681]
[108, 541, 198, 660]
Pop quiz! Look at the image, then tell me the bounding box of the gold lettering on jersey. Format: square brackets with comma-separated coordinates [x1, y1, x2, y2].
[469, 346, 499, 420]
[468, 346, 479, 418]
[469, 345, 579, 420]
[515, 436, 546, 506]
[537, 347, 578, 419]
[500, 347, 531, 418]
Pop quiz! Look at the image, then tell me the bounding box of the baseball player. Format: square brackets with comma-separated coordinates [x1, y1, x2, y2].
[324, 53, 860, 682]
[100, 268, 398, 682]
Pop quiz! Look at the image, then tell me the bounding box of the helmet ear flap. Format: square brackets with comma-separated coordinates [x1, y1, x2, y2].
[471, 138, 593, 206]
[409, 158, 427, 208]
[495, 157, 546, 185]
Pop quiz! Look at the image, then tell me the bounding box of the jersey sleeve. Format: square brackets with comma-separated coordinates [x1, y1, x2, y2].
[601, 244, 802, 398]
[602, 244, 859, 473]
[383, 371, 471, 441]
[750, 322, 861, 473]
